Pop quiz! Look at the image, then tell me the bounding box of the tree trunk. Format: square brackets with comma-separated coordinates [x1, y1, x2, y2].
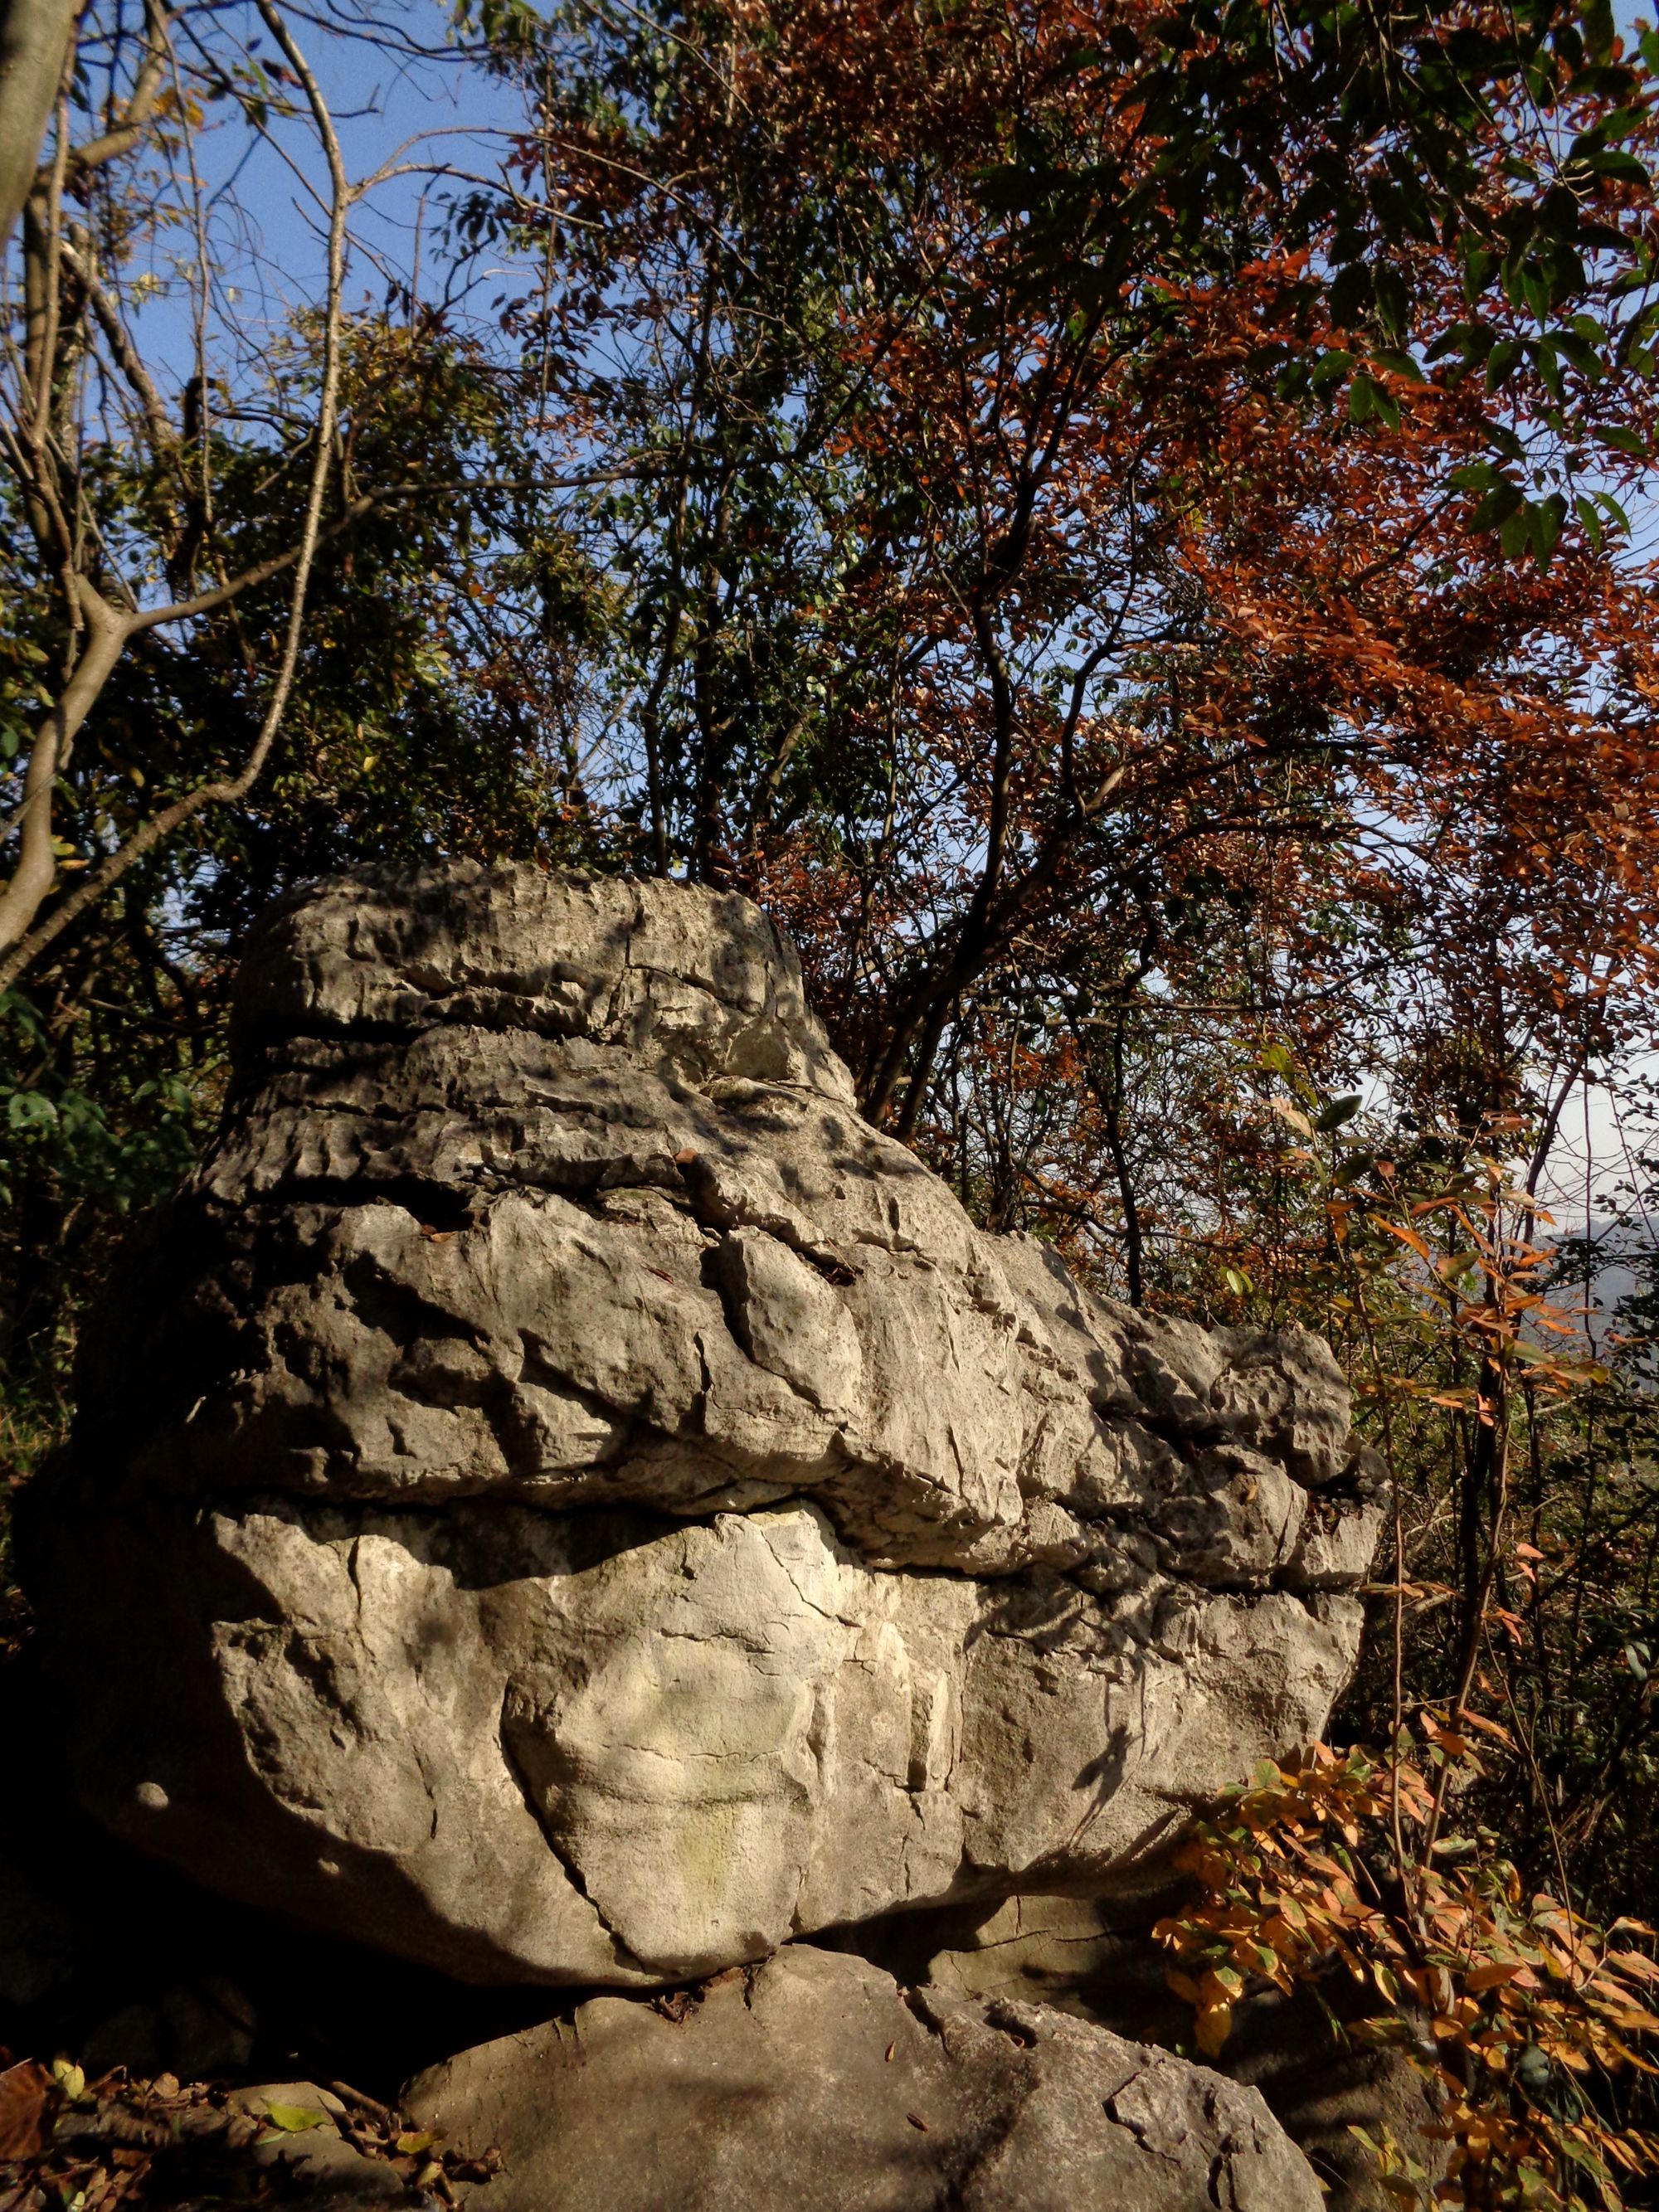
[0, 0, 78, 253]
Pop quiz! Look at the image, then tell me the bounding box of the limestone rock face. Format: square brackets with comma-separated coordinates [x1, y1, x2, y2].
[36, 863, 1382, 1987]
[403, 1942, 1326, 2212]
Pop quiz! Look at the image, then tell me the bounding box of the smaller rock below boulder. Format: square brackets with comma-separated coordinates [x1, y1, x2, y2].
[404, 1943, 1324, 2212]
[835, 1890, 1444, 2211]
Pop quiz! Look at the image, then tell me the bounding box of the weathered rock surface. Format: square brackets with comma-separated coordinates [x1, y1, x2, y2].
[403, 1941, 1325, 2212]
[834, 1889, 1443, 2211]
[32, 863, 1382, 1986]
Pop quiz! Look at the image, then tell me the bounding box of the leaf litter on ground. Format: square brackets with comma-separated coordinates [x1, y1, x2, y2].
[0, 2053, 503, 2210]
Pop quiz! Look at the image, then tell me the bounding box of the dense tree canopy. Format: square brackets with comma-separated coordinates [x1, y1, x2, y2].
[478, 0, 1659, 1136]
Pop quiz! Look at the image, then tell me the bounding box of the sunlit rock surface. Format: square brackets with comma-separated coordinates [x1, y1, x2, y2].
[404, 1942, 1326, 2212]
[35, 863, 1381, 1985]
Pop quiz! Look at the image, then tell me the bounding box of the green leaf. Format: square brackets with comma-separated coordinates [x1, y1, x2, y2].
[1469, 478, 1525, 531]
[262, 2104, 330, 2134]
[7, 1091, 58, 1133]
[1316, 1096, 1363, 1131]
[1530, 492, 1567, 567]
[1370, 348, 1428, 384]
[1462, 246, 1500, 303]
[1550, 328, 1603, 380]
[1373, 264, 1408, 343]
[1329, 262, 1373, 328]
[1485, 338, 1523, 391]
[1349, 374, 1399, 428]
[1583, 146, 1649, 182]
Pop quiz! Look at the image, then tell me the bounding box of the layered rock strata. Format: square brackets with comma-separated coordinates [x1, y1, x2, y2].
[34, 863, 1382, 1987]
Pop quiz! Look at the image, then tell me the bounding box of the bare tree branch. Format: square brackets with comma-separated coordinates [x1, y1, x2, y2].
[59, 236, 173, 455]
[0, 0, 351, 987]
[59, 0, 169, 177]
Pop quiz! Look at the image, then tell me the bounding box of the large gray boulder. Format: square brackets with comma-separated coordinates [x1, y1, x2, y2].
[32, 863, 1381, 1986]
[402, 1941, 1326, 2212]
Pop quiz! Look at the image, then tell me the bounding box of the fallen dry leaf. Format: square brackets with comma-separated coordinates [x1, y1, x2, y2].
[0, 2059, 54, 2161]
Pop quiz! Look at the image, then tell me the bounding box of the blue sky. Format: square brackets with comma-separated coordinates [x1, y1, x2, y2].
[119, 0, 528, 403]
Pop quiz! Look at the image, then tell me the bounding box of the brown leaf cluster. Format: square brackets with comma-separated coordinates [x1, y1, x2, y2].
[1156, 1734, 1659, 2209]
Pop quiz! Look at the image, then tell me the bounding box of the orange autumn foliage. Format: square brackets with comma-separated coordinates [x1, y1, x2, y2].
[1156, 1733, 1659, 2208]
